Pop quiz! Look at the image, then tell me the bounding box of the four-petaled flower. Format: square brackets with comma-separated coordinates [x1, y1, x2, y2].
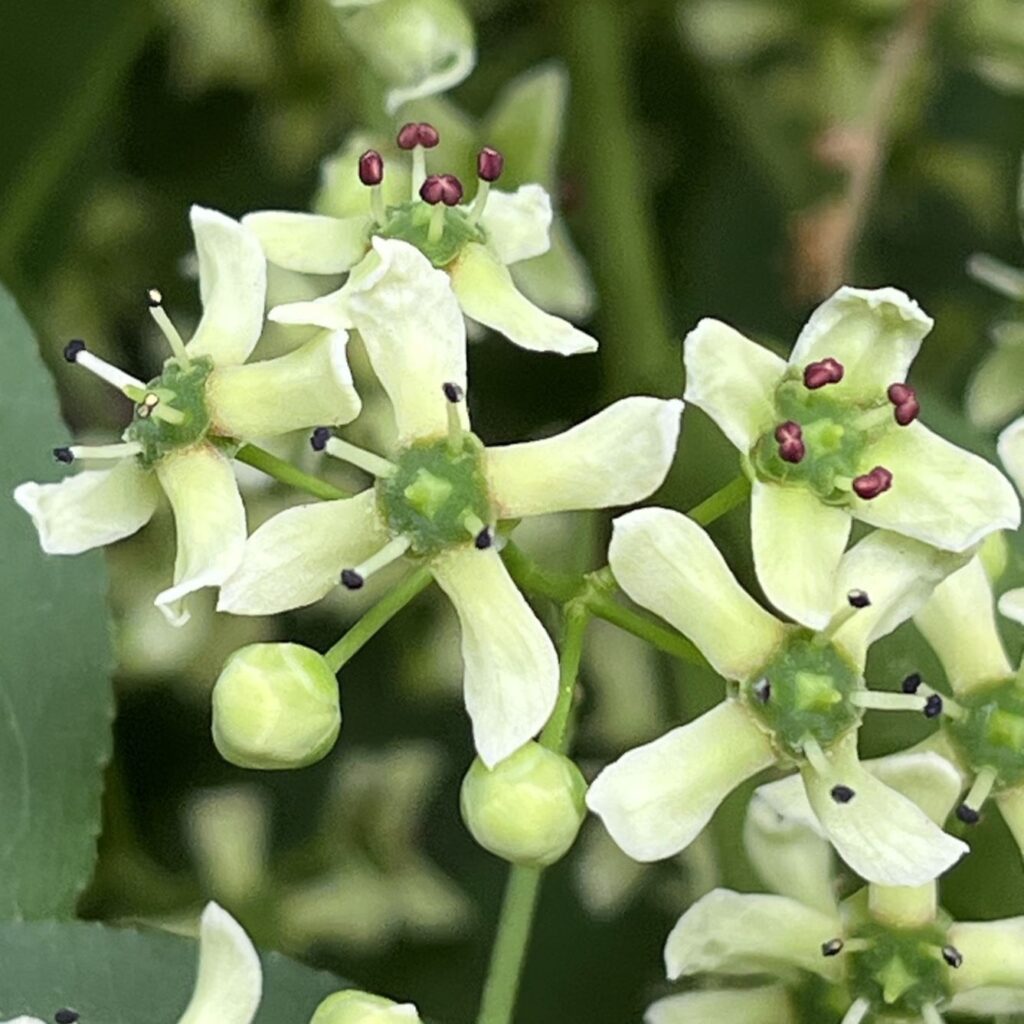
[13, 207, 360, 625]
[218, 237, 681, 767]
[683, 286, 1020, 628]
[587, 507, 969, 886]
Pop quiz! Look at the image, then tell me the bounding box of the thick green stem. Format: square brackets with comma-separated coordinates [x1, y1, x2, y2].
[236, 444, 351, 501]
[687, 473, 751, 527]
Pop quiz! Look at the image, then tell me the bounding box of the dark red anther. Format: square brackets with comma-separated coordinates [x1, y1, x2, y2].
[774, 421, 805, 464]
[477, 146, 504, 182]
[397, 122, 439, 149]
[417, 123, 440, 148]
[420, 174, 463, 206]
[887, 383, 920, 426]
[358, 149, 384, 186]
[852, 466, 893, 500]
[803, 357, 845, 390]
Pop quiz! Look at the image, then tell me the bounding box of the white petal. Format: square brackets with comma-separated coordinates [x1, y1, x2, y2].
[186, 206, 267, 367]
[801, 735, 967, 886]
[751, 482, 851, 629]
[430, 546, 558, 768]
[999, 415, 1024, 494]
[344, 238, 468, 444]
[948, 917, 1024, 998]
[510, 221, 596, 320]
[967, 345, 1024, 430]
[218, 491, 388, 615]
[663, 888, 839, 980]
[586, 701, 775, 862]
[788, 286, 933, 396]
[830, 529, 968, 668]
[855, 422, 1021, 550]
[208, 330, 360, 438]
[914, 557, 1014, 695]
[176, 902, 262, 1024]
[155, 446, 247, 626]
[487, 398, 682, 517]
[646, 988, 796, 1024]
[867, 750, 966, 826]
[682, 318, 786, 450]
[478, 184, 553, 265]
[609, 507, 786, 681]
[999, 587, 1024, 626]
[242, 210, 371, 274]
[948, 987, 1024, 1018]
[449, 242, 598, 355]
[13, 459, 160, 554]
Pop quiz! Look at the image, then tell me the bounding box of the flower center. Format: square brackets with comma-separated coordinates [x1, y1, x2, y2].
[741, 630, 863, 760]
[378, 199, 486, 267]
[946, 676, 1024, 789]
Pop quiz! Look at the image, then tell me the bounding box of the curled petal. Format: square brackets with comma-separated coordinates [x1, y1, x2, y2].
[586, 701, 775, 862]
[646, 987, 796, 1024]
[218, 491, 388, 616]
[999, 587, 1024, 626]
[487, 397, 682, 518]
[948, 917, 1024, 999]
[187, 207, 267, 367]
[999, 415, 1024, 494]
[449, 242, 597, 355]
[14, 459, 160, 555]
[479, 184, 553, 265]
[431, 546, 558, 768]
[609, 507, 786, 682]
[242, 210, 372, 275]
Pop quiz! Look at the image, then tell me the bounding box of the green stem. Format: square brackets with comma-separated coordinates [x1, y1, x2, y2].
[235, 444, 351, 501]
[687, 473, 751, 527]
[474, 605, 591, 1024]
[323, 565, 433, 673]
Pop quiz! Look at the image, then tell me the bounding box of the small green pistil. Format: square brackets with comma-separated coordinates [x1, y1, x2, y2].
[378, 200, 486, 267]
[741, 630, 862, 759]
[947, 677, 1024, 788]
[125, 356, 213, 466]
[377, 434, 493, 556]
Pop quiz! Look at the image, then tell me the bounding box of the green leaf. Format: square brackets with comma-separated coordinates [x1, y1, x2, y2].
[0, 283, 114, 918]
[0, 918, 344, 1023]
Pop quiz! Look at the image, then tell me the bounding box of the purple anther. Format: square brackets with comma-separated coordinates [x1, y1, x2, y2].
[63, 339, 86, 363]
[852, 466, 893, 500]
[340, 569, 365, 591]
[310, 427, 331, 452]
[902, 673, 923, 694]
[830, 784, 855, 804]
[803, 357, 845, 390]
[358, 149, 384, 186]
[956, 803, 981, 825]
[53, 446, 74, 464]
[924, 694, 943, 719]
[847, 589, 871, 609]
[477, 146, 504, 182]
[774, 420, 805, 464]
[942, 946, 963, 969]
[420, 174, 463, 207]
[821, 939, 844, 957]
[475, 527, 493, 550]
[397, 123, 421, 150]
[442, 382, 464, 403]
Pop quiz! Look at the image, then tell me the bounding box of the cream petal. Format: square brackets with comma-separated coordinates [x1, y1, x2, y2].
[14, 459, 160, 555]
[448, 242, 598, 355]
[682, 318, 786, 450]
[948, 917, 1024, 997]
[751, 482, 851, 630]
[343, 238, 468, 444]
[801, 735, 968, 886]
[996, 787, 1024, 861]
[830, 529, 968, 669]
[645, 988, 797, 1024]
[176, 902, 262, 1024]
[478, 184, 553, 265]
[609, 507, 786, 682]
[999, 415, 1024, 494]
[430, 546, 559, 768]
[855, 422, 1021, 551]
[268, 283, 354, 333]
[948, 988, 1024, 1018]
[788, 286, 933, 396]
[914, 557, 1014, 696]
[511, 223, 596, 321]
[186, 206, 267, 367]
[155, 446, 247, 626]
[217, 490, 388, 615]
[208, 330, 360, 438]
[999, 588, 1024, 626]
[967, 345, 1024, 430]
[242, 210, 372, 274]
[586, 701, 776, 862]
[487, 397, 682, 518]
[663, 888, 839, 980]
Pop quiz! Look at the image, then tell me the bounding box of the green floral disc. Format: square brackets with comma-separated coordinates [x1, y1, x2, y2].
[946, 676, 1024, 789]
[378, 200, 486, 267]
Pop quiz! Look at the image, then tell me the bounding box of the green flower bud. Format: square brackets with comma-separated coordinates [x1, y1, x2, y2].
[212, 643, 340, 770]
[311, 990, 422, 1024]
[460, 741, 587, 867]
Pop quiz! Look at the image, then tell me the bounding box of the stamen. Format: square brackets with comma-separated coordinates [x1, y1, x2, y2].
[850, 690, 937, 717]
[55, 1011, 80, 1024]
[821, 938, 844, 957]
[924, 694, 943, 718]
[399, 122, 440, 198]
[475, 527, 494, 550]
[921, 1004, 945, 1024]
[941, 945, 963, 969]
[54, 442, 143, 463]
[774, 420, 805, 464]
[840, 997, 871, 1024]
[53, 446, 74, 464]
[902, 672, 922, 693]
[830, 784, 856, 804]
[803, 357, 845, 390]
[468, 146, 504, 225]
[816, 590, 870, 644]
[148, 288, 190, 364]
[801, 735, 831, 776]
[957, 766, 997, 824]
[421, 174, 464, 243]
[136, 393, 185, 425]
[852, 466, 893, 500]
[444, 381, 464, 453]
[847, 589, 871, 609]
[359, 149, 386, 226]
[324, 436, 397, 478]
[63, 339, 146, 396]
[310, 426, 331, 452]
[752, 678, 771, 703]
[887, 382, 921, 426]
[340, 535, 412, 590]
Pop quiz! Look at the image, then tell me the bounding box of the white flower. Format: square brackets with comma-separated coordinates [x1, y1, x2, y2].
[13, 206, 360, 626]
[587, 507, 968, 886]
[245, 124, 597, 358]
[219, 239, 680, 767]
[684, 286, 1020, 627]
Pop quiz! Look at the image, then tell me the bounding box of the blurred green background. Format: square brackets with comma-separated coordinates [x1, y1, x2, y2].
[2, 0, 1024, 1021]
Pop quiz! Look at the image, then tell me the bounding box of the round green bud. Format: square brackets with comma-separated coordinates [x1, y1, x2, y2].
[212, 643, 340, 770]
[460, 741, 587, 867]
[311, 990, 422, 1024]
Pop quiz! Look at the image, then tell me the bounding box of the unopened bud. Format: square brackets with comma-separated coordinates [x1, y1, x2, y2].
[460, 742, 587, 867]
[311, 991, 423, 1024]
[212, 643, 340, 770]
